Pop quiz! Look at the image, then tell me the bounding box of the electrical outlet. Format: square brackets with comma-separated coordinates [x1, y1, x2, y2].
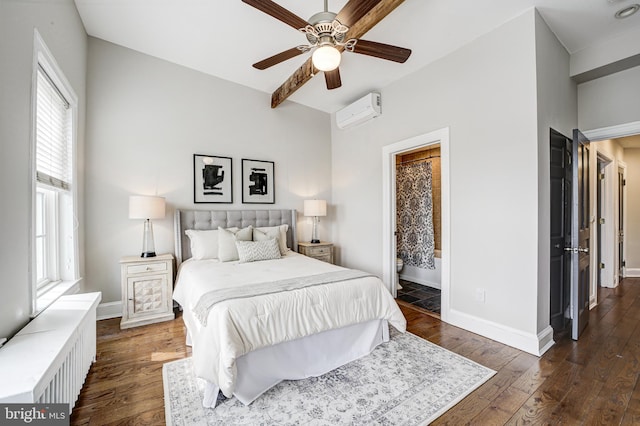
[475, 288, 486, 303]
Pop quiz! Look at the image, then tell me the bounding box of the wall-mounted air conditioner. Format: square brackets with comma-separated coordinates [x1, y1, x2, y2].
[335, 92, 381, 130]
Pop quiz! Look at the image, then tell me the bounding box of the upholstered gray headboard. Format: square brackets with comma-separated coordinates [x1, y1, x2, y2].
[174, 209, 297, 266]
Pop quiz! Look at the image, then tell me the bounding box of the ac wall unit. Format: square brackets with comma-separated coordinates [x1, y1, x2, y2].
[336, 92, 381, 129]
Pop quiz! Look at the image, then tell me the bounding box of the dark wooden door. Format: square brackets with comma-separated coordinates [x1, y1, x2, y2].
[550, 129, 571, 331]
[571, 129, 591, 340]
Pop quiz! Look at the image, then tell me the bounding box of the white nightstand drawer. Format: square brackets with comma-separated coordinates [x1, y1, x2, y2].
[307, 246, 331, 256]
[314, 254, 332, 263]
[127, 262, 167, 275]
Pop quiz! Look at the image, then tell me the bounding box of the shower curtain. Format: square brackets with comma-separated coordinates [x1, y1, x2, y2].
[396, 160, 435, 270]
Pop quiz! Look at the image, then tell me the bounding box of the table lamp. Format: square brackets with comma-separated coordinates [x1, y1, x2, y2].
[304, 199, 327, 244]
[129, 195, 165, 257]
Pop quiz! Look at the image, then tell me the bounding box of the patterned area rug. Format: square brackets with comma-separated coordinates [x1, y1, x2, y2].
[163, 329, 495, 425]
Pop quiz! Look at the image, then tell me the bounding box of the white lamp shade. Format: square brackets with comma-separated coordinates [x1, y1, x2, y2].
[129, 195, 166, 219]
[312, 46, 341, 72]
[304, 199, 327, 217]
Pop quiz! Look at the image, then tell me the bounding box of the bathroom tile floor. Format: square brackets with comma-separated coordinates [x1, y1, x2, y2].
[396, 280, 441, 315]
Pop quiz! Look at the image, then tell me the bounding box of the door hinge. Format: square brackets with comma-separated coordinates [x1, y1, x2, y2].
[600, 262, 605, 269]
[623, 260, 626, 267]
[599, 218, 605, 225]
[599, 173, 605, 180]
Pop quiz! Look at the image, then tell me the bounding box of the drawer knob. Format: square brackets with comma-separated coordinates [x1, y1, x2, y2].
[146, 267, 151, 271]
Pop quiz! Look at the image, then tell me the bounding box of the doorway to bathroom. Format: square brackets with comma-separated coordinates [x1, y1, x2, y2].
[395, 145, 442, 316]
[381, 127, 450, 322]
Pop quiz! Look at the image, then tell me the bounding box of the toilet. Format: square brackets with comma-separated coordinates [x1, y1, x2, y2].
[396, 258, 404, 290]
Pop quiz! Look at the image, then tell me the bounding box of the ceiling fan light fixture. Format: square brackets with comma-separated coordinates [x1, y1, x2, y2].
[312, 45, 341, 71]
[615, 4, 639, 18]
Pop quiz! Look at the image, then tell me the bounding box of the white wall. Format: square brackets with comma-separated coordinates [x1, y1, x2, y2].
[625, 149, 640, 271]
[0, 0, 87, 340]
[578, 66, 640, 131]
[85, 38, 332, 303]
[534, 11, 577, 334]
[331, 10, 543, 351]
[570, 28, 640, 79]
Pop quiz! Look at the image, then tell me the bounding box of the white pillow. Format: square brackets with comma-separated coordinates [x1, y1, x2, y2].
[236, 239, 281, 263]
[218, 226, 253, 262]
[254, 224, 289, 255]
[185, 228, 238, 260]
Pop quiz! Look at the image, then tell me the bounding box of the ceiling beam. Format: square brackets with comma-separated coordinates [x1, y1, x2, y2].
[270, 0, 406, 108]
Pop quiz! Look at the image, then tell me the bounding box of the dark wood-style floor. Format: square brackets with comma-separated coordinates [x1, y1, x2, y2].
[71, 278, 640, 425]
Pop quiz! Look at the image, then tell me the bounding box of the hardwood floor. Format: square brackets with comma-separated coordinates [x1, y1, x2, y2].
[71, 278, 640, 425]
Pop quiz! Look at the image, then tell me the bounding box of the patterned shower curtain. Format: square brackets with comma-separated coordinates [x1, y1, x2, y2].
[396, 161, 435, 269]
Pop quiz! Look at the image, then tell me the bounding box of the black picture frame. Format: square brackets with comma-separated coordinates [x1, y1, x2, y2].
[193, 154, 233, 203]
[242, 159, 275, 204]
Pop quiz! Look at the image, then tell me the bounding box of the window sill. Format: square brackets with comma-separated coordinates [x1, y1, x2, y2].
[34, 278, 82, 317]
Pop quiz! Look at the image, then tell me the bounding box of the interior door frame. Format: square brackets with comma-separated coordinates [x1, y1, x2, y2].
[382, 127, 450, 322]
[584, 121, 637, 284]
[594, 152, 614, 293]
[618, 164, 627, 279]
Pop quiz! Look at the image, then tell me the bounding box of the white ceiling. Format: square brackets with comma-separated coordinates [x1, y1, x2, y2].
[74, 0, 640, 113]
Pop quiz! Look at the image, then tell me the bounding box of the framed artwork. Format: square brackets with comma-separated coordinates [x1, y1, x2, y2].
[193, 154, 233, 203]
[242, 159, 274, 204]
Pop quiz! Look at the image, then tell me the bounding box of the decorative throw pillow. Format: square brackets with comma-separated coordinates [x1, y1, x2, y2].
[254, 224, 289, 255]
[236, 238, 281, 263]
[185, 228, 238, 260]
[218, 226, 253, 262]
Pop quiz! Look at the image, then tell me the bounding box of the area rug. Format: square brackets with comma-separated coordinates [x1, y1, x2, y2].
[163, 329, 495, 425]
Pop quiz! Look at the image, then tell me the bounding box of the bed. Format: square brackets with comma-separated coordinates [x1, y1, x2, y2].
[172, 209, 406, 408]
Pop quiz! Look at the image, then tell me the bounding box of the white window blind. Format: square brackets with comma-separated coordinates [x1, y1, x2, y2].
[36, 65, 72, 191]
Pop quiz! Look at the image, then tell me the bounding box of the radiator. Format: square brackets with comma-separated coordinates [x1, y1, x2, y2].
[0, 292, 101, 412]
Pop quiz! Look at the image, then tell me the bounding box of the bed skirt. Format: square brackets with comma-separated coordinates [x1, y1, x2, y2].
[198, 319, 389, 407]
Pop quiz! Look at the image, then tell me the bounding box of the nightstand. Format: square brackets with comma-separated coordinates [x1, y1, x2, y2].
[120, 253, 175, 329]
[298, 242, 334, 264]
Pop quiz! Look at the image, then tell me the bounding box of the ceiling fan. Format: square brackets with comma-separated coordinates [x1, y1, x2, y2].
[242, 0, 411, 108]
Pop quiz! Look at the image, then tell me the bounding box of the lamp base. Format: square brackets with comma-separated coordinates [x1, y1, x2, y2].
[141, 251, 157, 258]
[310, 239, 320, 244]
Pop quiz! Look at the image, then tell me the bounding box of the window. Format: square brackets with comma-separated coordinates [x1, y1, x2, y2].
[32, 31, 80, 313]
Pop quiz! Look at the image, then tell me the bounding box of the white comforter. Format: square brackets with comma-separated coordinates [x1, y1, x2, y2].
[173, 251, 406, 398]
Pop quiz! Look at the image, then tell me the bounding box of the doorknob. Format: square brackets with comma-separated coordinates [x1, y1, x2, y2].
[564, 246, 589, 254]
[554, 243, 561, 249]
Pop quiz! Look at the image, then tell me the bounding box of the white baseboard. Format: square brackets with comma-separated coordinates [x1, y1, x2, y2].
[398, 274, 441, 290]
[97, 301, 122, 321]
[626, 268, 640, 278]
[447, 309, 554, 356]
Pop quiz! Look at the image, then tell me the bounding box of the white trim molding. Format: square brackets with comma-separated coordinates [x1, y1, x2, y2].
[583, 120, 640, 141]
[97, 301, 122, 321]
[448, 309, 554, 356]
[626, 268, 640, 278]
[382, 127, 450, 322]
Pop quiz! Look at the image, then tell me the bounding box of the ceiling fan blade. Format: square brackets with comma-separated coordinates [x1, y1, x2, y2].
[242, 0, 309, 30]
[336, 0, 383, 27]
[324, 68, 342, 90]
[253, 47, 307, 70]
[271, 0, 406, 108]
[352, 39, 411, 63]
